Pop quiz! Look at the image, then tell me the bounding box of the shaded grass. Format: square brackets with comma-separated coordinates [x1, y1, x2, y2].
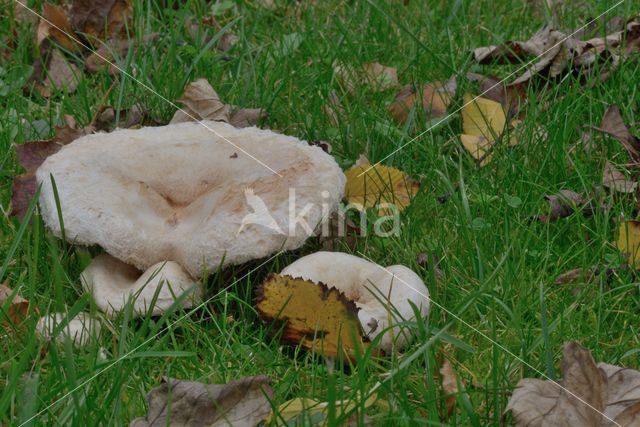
[2, 0, 640, 425]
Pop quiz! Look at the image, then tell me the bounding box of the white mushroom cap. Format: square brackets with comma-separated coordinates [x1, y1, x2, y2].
[36, 312, 101, 346]
[81, 254, 201, 317]
[36, 121, 346, 277]
[280, 251, 429, 352]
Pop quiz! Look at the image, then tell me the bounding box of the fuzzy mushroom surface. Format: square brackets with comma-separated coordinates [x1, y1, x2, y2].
[81, 254, 201, 317]
[36, 121, 346, 277]
[280, 251, 429, 352]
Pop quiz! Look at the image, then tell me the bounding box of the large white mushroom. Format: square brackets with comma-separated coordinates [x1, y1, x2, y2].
[35, 121, 346, 278]
[280, 251, 429, 352]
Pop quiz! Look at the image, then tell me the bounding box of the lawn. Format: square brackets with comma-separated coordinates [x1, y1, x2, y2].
[2, 0, 640, 425]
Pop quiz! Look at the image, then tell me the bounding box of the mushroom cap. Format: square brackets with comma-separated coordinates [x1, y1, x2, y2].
[280, 251, 429, 352]
[36, 312, 101, 346]
[81, 254, 201, 317]
[36, 121, 346, 277]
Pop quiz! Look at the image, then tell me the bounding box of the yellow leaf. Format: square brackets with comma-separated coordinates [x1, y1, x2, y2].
[255, 275, 369, 358]
[344, 164, 419, 214]
[617, 221, 640, 268]
[267, 393, 378, 425]
[460, 94, 506, 166]
[461, 94, 506, 141]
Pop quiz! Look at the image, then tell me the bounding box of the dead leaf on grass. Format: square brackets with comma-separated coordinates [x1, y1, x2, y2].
[538, 190, 590, 222]
[85, 34, 159, 75]
[70, 0, 132, 41]
[0, 282, 30, 326]
[554, 267, 596, 285]
[170, 78, 266, 127]
[388, 78, 457, 126]
[590, 105, 640, 164]
[459, 94, 507, 165]
[255, 274, 369, 359]
[344, 163, 419, 215]
[362, 62, 398, 91]
[616, 220, 640, 269]
[34, 49, 81, 97]
[130, 376, 273, 427]
[440, 358, 459, 419]
[603, 161, 638, 193]
[506, 341, 640, 426]
[37, 2, 78, 51]
[267, 393, 377, 426]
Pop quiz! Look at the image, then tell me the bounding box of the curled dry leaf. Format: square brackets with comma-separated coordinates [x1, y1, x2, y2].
[344, 163, 419, 215]
[590, 105, 640, 165]
[466, 73, 525, 117]
[538, 190, 590, 222]
[439, 358, 459, 419]
[554, 267, 596, 285]
[254, 274, 369, 359]
[70, 0, 132, 41]
[130, 376, 273, 427]
[0, 282, 30, 326]
[388, 77, 457, 126]
[603, 161, 638, 193]
[506, 341, 640, 426]
[37, 3, 78, 51]
[170, 78, 266, 128]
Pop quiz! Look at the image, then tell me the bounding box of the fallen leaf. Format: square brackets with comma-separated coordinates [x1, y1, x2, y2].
[170, 78, 265, 127]
[466, 73, 525, 116]
[506, 341, 640, 426]
[85, 34, 159, 75]
[554, 268, 596, 285]
[187, 15, 239, 52]
[0, 282, 30, 326]
[70, 0, 132, 41]
[37, 3, 78, 51]
[459, 94, 506, 165]
[440, 358, 459, 419]
[267, 392, 377, 426]
[255, 274, 369, 359]
[324, 91, 345, 126]
[617, 220, 640, 268]
[130, 376, 273, 427]
[603, 161, 638, 193]
[35, 49, 81, 97]
[590, 105, 640, 164]
[388, 78, 457, 126]
[362, 62, 398, 91]
[344, 163, 419, 214]
[538, 190, 590, 222]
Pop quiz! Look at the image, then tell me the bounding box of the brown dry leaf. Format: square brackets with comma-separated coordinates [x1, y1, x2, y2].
[538, 190, 589, 222]
[344, 163, 419, 215]
[187, 15, 239, 52]
[0, 282, 30, 326]
[70, 0, 132, 41]
[93, 104, 148, 131]
[440, 358, 459, 419]
[388, 78, 457, 126]
[616, 220, 640, 269]
[255, 274, 369, 359]
[466, 73, 525, 116]
[506, 341, 640, 426]
[130, 376, 273, 427]
[603, 161, 638, 193]
[591, 105, 640, 164]
[362, 62, 398, 91]
[37, 3, 78, 51]
[35, 49, 81, 97]
[170, 78, 265, 127]
[11, 115, 93, 217]
[85, 34, 159, 75]
[554, 267, 596, 285]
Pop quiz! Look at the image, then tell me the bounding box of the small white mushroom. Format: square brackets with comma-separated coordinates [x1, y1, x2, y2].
[36, 121, 345, 278]
[36, 312, 101, 346]
[81, 254, 201, 317]
[281, 251, 429, 352]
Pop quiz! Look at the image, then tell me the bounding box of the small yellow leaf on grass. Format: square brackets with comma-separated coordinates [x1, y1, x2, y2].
[460, 94, 507, 165]
[617, 221, 640, 268]
[268, 393, 378, 426]
[344, 164, 419, 214]
[255, 275, 369, 358]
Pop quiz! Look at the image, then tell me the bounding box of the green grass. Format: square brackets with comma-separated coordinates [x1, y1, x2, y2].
[2, 0, 640, 425]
